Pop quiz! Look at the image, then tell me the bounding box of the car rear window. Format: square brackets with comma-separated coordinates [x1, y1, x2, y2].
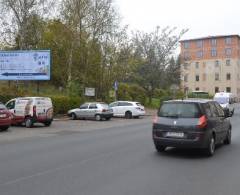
[100, 104, 110, 109]
[158, 103, 201, 118]
[136, 103, 143, 106]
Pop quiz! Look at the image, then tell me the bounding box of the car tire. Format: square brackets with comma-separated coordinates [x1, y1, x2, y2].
[224, 128, 231, 145]
[155, 144, 166, 153]
[44, 121, 52, 127]
[125, 111, 132, 119]
[95, 114, 102, 121]
[70, 113, 77, 120]
[0, 126, 9, 131]
[25, 118, 33, 128]
[205, 135, 215, 156]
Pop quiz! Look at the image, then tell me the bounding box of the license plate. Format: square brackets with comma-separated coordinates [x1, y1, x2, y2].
[166, 132, 184, 138]
[0, 114, 7, 118]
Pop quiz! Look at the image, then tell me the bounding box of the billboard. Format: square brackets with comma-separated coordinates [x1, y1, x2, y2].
[0, 50, 51, 80]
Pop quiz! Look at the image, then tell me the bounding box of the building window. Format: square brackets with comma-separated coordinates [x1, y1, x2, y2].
[226, 87, 231, 93]
[211, 39, 217, 46]
[184, 41, 190, 49]
[203, 73, 206, 81]
[196, 40, 203, 48]
[226, 59, 231, 66]
[184, 75, 188, 82]
[195, 62, 199, 69]
[184, 52, 190, 60]
[215, 73, 219, 81]
[211, 48, 217, 57]
[215, 60, 219, 67]
[225, 37, 232, 45]
[225, 48, 232, 57]
[195, 87, 200, 91]
[226, 73, 231, 80]
[215, 87, 219, 93]
[196, 75, 199, 81]
[196, 50, 203, 58]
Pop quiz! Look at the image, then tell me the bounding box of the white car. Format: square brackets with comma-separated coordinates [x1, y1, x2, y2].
[109, 101, 145, 118]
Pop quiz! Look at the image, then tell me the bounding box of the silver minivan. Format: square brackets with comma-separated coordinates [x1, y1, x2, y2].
[67, 102, 113, 121]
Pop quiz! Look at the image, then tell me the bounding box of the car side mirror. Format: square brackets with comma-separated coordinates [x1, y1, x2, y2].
[223, 108, 230, 118]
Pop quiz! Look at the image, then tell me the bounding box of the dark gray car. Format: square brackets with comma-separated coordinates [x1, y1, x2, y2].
[152, 99, 232, 156]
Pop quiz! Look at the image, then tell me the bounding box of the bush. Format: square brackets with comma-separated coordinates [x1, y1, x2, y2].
[50, 96, 83, 115]
[117, 83, 147, 104]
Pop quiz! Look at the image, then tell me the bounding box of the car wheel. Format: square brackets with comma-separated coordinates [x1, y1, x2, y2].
[125, 111, 132, 119]
[0, 126, 9, 131]
[224, 128, 231, 145]
[95, 114, 102, 121]
[70, 113, 77, 120]
[205, 135, 215, 156]
[155, 144, 166, 153]
[44, 121, 52, 127]
[25, 118, 33, 128]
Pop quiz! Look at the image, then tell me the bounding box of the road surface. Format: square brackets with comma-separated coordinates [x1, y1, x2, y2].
[0, 107, 240, 195]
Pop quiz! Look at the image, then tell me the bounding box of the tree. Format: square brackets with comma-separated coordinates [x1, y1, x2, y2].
[132, 27, 187, 103]
[0, 0, 54, 49]
[164, 56, 181, 87]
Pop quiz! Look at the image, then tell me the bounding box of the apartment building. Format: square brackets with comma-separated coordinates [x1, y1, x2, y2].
[180, 35, 240, 96]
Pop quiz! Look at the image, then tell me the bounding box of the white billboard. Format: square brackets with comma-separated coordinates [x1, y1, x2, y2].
[85, 88, 95, 97]
[0, 50, 51, 80]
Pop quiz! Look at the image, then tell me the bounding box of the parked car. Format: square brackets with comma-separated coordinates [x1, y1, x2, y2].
[68, 102, 113, 121]
[6, 97, 53, 128]
[152, 99, 232, 156]
[214, 92, 236, 116]
[0, 102, 12, 131]
[109, 101, 145, 118]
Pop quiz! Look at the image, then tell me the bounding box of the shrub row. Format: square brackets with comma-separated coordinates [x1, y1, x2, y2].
[0, 93, 83, 116]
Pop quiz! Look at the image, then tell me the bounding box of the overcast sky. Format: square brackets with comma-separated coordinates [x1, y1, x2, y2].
[115, 0, 240, 40]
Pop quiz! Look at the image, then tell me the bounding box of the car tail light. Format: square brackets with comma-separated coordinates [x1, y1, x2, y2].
[197, 115, 207, 129]
[33, 106, 36, 116]
[102, 109, 107, 112]
[153, 115, 158, 123]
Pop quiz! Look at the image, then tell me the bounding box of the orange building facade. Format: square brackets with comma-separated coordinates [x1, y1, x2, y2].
[180, 35, 240, 96]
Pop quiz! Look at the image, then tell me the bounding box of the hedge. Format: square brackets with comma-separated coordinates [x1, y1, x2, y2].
[0, 93, 83, 116]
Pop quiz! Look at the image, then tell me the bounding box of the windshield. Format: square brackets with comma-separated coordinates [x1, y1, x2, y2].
[0, 104, 6, 110]
[214, 97, 229, 104]
[158, 103, 201, 118]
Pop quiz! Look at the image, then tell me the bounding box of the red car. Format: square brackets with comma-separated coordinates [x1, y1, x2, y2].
[0, 103, 12, 131]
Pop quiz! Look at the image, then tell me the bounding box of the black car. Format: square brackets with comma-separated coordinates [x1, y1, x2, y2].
[152, 99, 232, 156]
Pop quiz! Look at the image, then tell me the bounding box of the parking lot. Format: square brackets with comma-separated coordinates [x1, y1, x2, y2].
[0, 116, 153, 143]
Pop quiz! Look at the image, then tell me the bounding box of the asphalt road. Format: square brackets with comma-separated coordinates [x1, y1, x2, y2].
[0, 107, 240, 195]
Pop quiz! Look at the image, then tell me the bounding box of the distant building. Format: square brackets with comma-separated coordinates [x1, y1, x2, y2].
[180, 35, 240, 96]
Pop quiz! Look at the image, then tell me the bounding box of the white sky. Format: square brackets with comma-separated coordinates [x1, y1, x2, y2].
[115, 0, 240, 40]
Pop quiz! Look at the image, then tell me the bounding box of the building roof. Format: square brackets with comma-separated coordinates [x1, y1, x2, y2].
[180, 34, 240, 42]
